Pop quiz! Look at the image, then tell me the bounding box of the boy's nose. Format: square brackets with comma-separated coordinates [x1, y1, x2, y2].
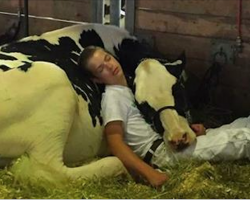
[106, 64, 113, 70]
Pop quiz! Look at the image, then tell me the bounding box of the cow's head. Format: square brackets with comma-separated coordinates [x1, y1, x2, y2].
[134, 57, 196, 150]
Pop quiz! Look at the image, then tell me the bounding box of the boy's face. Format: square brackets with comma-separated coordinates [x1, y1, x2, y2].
[86, 49, 125, 85]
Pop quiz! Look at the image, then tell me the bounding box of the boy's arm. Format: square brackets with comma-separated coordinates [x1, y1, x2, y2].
[104, 121, 168, 187]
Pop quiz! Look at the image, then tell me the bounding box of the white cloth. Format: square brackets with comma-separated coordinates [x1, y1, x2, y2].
[152, 115, 250, 168]
[101, 85, 162, 158]
[101, 85, 250, 169]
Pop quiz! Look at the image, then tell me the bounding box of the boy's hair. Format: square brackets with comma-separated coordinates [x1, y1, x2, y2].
[78, 46, 104, 78]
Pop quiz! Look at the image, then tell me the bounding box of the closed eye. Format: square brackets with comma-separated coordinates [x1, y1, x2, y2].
[104, 54, 111, 62]
[97, 65, 104, 73]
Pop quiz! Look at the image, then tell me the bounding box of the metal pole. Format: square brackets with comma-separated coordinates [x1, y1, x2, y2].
[23, 0, 29, 36]
[110, 0, 121, 26]
[125, 0, 135, 34]
[91, 0, 104, 24]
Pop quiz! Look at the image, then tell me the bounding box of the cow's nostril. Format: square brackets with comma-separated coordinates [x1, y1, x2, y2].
[177, 142, 189, 151]
[169, 132, 190, 151]
[182, 132, 187, 141]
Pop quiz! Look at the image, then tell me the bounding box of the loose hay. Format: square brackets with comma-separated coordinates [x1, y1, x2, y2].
[0, 159, 250, 199]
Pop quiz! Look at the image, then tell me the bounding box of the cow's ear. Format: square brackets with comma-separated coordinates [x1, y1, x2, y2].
[177, 51, 186, 68]
[163, 51, 186, 79]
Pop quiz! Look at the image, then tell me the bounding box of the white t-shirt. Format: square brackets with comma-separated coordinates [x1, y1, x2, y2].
[101, 85, 162, 158]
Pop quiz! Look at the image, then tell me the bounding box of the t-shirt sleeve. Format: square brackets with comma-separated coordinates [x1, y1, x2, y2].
[101, 89, 129, 126]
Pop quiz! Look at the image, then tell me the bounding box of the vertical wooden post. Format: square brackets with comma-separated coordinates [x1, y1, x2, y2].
[125, 0, 135, 34]
[91, 0, 104, 24]
[110, 0, 121, 26]
[23, 0, 29, 36]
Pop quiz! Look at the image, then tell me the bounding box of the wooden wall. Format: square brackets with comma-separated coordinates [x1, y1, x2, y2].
[134, 0, 250, 117]
[0, 0, 91, 37]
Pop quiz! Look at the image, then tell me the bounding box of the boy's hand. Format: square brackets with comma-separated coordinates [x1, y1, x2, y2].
[147, 170, 169, 188]
[134, 169, 169, 188]
[190, 124, 206, 136]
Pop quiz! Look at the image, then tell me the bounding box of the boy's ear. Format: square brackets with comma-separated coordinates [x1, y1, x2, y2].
[91, 77, 102, 84]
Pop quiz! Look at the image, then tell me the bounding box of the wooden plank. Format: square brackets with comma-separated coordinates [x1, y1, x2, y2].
[135, 10, 250, 41]
[213, 86, 250, 117]
[135, 29, 250, 67]
[0, 0, 91, 22]
[0, 13, 90, 38]
[0, 0, 20, 13]
[181, 59, 250, 117]
[136, 0, 250, 19]
[219, 67, 250, 89]
[176, 55, 250, 89]
[0, 15, 83, 37]
[184, 59, 212, 79]
[173, 58, 250, 117]
[28, 0, 91, 22]
[174, 58, 250, 117]
[27, 17, 81, 36]
[135, 29, 250, 95]
[186, 59, 250, 89]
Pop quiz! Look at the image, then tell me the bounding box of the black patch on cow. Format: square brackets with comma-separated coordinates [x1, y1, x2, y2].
[161, 52, 186, 79]
[2, 37, 81, 65]
[0, 53, 17, 61]
[114, 39, 166, 77]
[172, 82, 189, 117]
[136, 101, 164, 135]
[17, 62, 32, 72]
[0, 65, 11, 71]
[79, 30, 105, 48]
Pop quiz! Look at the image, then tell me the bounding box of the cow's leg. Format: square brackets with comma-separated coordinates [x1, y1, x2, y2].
[19, 102, 128, 183]
[65, 156, 128, 180]
[11, 149, 127, 185]
[9, 112, 128, 184]
[8, 111, 128, 185]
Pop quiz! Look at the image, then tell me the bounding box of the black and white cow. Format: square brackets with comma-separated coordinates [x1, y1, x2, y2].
[0, 23, 196, 184]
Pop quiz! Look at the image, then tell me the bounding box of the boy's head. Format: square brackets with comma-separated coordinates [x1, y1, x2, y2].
[78, 46, 126, 85]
